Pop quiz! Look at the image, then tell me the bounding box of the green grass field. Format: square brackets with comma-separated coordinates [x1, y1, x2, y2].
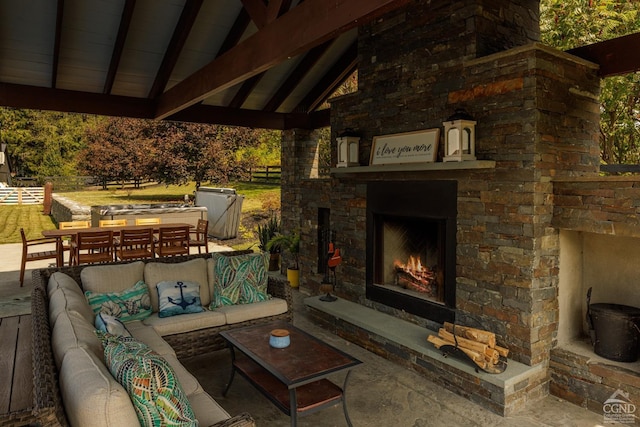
[0, 182, 280, 245]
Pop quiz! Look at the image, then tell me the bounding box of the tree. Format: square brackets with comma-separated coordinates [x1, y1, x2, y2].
[0, 108, 93, 179]
[541, 0, 640, 164]
[78, 117, 153, 187]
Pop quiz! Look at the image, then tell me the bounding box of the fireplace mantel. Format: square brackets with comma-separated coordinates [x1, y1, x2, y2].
[330, 160, 496, 175]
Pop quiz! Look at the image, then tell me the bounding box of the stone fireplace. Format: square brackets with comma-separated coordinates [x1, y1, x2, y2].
[366, 180, 456, 324]
[280, 0, 640, 417]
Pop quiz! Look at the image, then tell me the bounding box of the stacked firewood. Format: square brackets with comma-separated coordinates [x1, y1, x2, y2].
[427, 322, 509, 371]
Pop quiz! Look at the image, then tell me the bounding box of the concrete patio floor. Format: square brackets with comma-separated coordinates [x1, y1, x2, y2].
[0, 243, 607, 426]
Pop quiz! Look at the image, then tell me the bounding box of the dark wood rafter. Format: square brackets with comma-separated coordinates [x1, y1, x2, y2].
[568, 32, 640, 77]
[263, 39, 333, 113]
[228, 75, 262, 109]
[51, 0, 65, 88]
[154, 0, 412, 119]
[168, 104, 285, 129]
[227, 0, 293, 109]
[103, 0, 136, 95]
[166, 103, 330, 130]
[217, 9, 251, 56]
[241, 0, 291, 29]
[296, 41, 358, 113]
[148, 0, 204, 99]
[0, 82, 155, 119]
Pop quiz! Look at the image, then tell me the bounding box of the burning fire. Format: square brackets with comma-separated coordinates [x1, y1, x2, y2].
[394, 255, 436, 295]
[394, 255, 426, 274]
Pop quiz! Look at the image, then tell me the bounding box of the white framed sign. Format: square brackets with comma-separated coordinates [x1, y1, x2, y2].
[370, 129, 440, 165]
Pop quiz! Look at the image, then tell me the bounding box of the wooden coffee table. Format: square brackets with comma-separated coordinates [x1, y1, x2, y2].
[220, 321, 362, 426]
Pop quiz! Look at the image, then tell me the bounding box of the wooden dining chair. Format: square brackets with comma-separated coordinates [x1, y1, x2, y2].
[135, 218, 161, 226]
[156, 226, 190, 258]
[99, 218, 128, 248]
[72, 230, 114, 265]
[188, 219, 209, 254]
[19, 228, 59, 286]
[99, 219, 128, 227]
[117, 228, 155, 261]
[58, 220, 91, 266]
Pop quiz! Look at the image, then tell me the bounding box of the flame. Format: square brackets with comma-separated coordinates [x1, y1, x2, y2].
[394, 255, 427, 273]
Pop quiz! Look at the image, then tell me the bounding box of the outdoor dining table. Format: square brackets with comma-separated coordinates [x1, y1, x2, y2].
[42, 222, 194, 266]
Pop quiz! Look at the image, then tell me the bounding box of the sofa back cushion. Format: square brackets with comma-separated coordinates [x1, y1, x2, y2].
[144, 258, 209, 311]
[59, 347, 140, 427]
[47, 272, 83, 298]
[51, 310, 104, 371]
[49, 286, 95, 328]
[81, 261, 145, 294]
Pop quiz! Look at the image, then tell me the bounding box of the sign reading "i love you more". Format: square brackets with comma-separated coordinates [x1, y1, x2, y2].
[369, 128, 440, 165]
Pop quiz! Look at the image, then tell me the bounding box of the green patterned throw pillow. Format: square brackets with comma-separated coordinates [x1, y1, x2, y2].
[100, 334, 197, 427]
[85, 280, 152, 322]
[210, 252, 270, 308]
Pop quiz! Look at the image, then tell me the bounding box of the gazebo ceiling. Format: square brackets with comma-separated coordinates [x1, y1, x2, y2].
[0, 0, 638, 130]
[0, 0, 410, 129]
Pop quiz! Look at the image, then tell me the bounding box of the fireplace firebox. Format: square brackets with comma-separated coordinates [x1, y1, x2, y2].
[366, 181, 457, 324]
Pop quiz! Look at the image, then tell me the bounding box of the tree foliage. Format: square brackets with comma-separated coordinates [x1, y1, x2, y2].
[78, 117, 277, 188]
[0, 108, 96, 178]
[541, 0, 640, 164]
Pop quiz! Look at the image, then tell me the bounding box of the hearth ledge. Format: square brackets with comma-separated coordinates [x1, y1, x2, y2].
[305, 295, 547, 415]
[330, 160, 496, 175]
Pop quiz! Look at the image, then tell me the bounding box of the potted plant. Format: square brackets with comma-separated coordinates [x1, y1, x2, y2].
[267, 232, 300, 287]
[256, 214, 281, 271]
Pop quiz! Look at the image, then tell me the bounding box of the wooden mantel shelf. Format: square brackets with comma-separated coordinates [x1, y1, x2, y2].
[330, 160, 496, 175]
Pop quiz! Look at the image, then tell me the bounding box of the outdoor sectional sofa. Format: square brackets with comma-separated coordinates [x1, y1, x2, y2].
[30, 251, 293, 427]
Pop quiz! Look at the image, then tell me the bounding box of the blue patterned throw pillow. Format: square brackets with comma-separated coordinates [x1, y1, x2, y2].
[85, 280, 152, 322]
[100, 334, 197, 427]
[156, 281, 204, 318]
[210, 252, 270, 308]
[95, 312, 131, 337]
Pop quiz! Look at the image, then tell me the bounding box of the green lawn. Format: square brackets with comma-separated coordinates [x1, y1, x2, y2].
[0, 182, 280, 245]
[0, 205, 58, 243]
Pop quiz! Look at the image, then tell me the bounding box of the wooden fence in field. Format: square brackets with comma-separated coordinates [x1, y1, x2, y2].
[249, 165, 281, 183]
[0, 187, 44, 205]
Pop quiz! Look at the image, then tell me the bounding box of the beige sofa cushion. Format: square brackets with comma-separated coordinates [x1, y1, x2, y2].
[47, 272, 82, 298]
[163, 353, 202, 396]
[81, 261, 145, 294]
[214, 298, 288, 324]
[125, 321, 176, 358]
[52, 310, 103, 370]
[143, 310, 226, 336]
[59, 347, 139, 427]
[49, 286, 95, 328]
[189, 390, 231, 426]
[144, 258, 210, 311]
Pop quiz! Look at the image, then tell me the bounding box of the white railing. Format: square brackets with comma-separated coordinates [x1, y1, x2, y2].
[0, 187, 45, 205]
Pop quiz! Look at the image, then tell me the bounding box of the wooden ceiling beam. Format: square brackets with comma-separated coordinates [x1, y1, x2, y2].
[103, 0, 136, 95]
[568, 32, 640, 77]
[228, 0, 293, 109]
[51, 0, 65, 88]
[154, 0, 411, 120]
[148, 0, 204, 99]
[263, 39, 333, 113]
[228, 74, 263, 109]
[241, 0, 269, 29]
[217, 8, 251, 56]
[167, 104, 285, 129]
[0, 83, 155, 118]
[167, 103, 329, 129]
[296, 41, 358, 113]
